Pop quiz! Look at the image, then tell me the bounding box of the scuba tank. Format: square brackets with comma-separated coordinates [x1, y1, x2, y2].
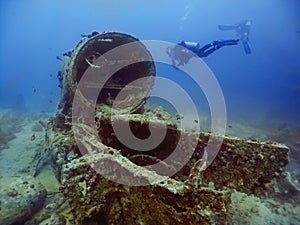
[180, 41, 200, 49]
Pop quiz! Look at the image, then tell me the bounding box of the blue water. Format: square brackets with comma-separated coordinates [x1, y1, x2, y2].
[0, 0, 300, 125]
[1, 2, 300, 223]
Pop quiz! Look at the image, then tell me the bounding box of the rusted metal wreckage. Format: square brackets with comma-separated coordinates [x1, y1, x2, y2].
[45, 32, 289, 224]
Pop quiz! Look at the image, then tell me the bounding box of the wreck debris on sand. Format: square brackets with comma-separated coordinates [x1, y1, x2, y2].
[45, 32, 289, 224]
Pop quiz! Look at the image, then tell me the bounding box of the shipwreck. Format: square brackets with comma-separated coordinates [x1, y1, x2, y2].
[44, 31, 289, 224]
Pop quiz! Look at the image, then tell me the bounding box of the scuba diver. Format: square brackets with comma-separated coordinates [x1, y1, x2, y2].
[218, 19, 252, 54]
[167, 39, 239, 67]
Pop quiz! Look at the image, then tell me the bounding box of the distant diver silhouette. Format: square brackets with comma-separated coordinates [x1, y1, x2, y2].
[167, 39, 239, 67]
[218, 19, 252, 54]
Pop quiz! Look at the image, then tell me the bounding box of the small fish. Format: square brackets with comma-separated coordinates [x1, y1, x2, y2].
[175, 113, 184, 120]
[56, 56, 63, 61]
[31, 133, 36, 141]
[228, 125, 232, 128]
[63, 51, 72, 57]
[194, 119, 198, 123]
[57, 71, 63, 81]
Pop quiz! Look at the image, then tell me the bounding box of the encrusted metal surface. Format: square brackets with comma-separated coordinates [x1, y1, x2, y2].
[45, 31, 289, 224]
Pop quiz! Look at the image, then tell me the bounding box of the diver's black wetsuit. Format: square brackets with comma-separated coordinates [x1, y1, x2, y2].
[167, 39, 239, 67]
[179, 39, 239, 57]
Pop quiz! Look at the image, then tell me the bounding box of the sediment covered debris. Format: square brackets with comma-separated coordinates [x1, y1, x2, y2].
[0, 176, 47, 225]
[43, 31, 289, 224]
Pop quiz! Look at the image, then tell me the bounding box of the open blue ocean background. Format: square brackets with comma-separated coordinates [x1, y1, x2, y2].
[0, 0, 300, 126]
[1, 2, 300, 223]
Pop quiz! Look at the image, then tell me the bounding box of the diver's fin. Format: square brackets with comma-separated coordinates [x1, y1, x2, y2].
[242, 39, 251, 54]
[218, 24, 238, 31]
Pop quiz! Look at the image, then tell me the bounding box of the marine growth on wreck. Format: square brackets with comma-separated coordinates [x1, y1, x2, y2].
[43, 31, 289, 224]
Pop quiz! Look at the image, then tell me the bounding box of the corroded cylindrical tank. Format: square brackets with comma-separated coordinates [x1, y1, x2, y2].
[57, 32, 156, 121]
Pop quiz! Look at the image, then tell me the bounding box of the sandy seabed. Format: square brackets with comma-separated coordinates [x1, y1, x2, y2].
[0, 108, 300, 225]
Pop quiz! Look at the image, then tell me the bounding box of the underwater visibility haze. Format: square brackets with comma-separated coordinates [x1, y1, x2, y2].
[0, 0, 300, 224]
[0, 0, 300, 122]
